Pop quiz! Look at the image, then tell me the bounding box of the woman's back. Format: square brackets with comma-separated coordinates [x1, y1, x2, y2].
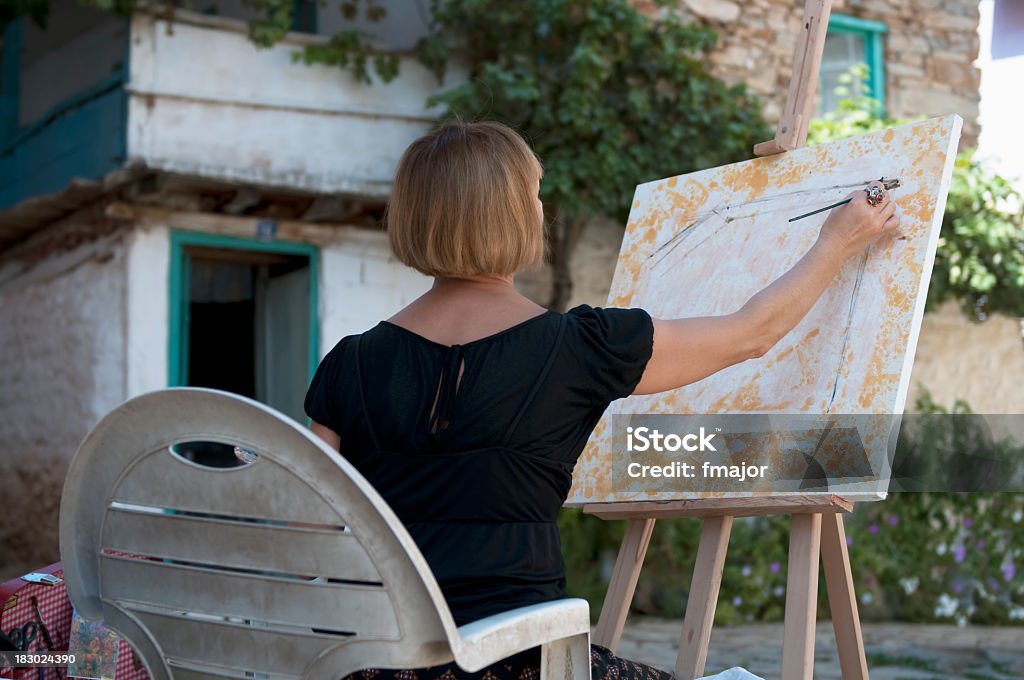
[305, 302, 653, 625]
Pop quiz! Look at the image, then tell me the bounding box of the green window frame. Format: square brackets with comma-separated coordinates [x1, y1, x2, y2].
[167, 230, 320, 389]
[823, 13, 888, 110]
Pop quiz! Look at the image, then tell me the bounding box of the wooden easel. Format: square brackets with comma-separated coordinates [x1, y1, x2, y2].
[586, 2, 871, 679]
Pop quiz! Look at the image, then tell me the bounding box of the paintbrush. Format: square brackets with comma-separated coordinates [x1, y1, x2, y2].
[788, 178, 902, 222]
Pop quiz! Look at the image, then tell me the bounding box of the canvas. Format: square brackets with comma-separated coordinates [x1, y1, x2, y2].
[568, 115, 963, 505]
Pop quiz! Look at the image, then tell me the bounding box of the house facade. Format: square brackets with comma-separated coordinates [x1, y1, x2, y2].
[0, 2, 440, 574]
[0, 0, 1020, 576]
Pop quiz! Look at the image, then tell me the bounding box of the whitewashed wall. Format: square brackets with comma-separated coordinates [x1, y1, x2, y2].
[0, 235, 129, 574]
[126, 10, 459, 199]
[319, 228, 432, 352]
[124, 226, 170, 396]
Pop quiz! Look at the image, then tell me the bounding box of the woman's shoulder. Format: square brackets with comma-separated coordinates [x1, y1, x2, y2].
[552, 304, 654, 401]
[562, 304, 653, 339]
[322, 322, 396, 353]
[315, 326, 387, 374]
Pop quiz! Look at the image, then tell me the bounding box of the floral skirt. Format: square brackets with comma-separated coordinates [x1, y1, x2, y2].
[343, 644, 673, 680]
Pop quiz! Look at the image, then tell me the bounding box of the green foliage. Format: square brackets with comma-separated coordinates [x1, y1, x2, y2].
[936, 152, 1024, 320]
[809, 67, 1024, 320]
[408, 0, 768, 308]
[244, 0, 297, 48]
[292, 30, 400, 84]
[416, 0, 768, 227]
[284, 0, 400, 84]
[842, 393, 1024, 626]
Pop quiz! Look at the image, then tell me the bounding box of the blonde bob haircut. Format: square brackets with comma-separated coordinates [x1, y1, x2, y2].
[387, 120, 545, 278]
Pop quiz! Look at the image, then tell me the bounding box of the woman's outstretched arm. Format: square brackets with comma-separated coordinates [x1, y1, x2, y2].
[632, 181, 899, 396]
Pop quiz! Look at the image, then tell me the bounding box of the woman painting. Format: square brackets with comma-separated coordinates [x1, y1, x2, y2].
[305, 120, 898, 679]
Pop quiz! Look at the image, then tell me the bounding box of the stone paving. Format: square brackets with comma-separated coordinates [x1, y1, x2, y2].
[615, 618, 1024, 679]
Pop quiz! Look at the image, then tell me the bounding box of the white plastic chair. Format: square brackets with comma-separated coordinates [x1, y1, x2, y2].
[60, 388, 591, 680]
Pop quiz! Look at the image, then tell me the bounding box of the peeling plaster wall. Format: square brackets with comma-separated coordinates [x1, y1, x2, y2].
[126, 11, 458, 200]
[319, 229, 432, 350]
[0, 236, 128, 576]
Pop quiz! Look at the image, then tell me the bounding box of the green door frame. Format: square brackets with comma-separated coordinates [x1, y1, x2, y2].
[168, 230, 320, 388]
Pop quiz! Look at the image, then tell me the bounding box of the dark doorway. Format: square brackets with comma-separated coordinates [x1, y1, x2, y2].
[181, 245, 313, 423]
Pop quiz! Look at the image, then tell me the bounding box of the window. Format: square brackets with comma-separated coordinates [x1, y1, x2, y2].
[169, 231, 320, 424]
[819, 14, 888, 114]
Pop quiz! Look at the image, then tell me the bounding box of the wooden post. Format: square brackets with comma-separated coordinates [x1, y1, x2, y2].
[584, 497, 853, 664]
[753, 0, 834, 156]
[781, 513, 823, 680]
[592, 518, 655, 650]
[675, 516, 733, 680]
[821, 513, 869, 680]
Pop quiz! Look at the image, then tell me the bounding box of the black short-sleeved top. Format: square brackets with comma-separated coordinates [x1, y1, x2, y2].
[304, 304, 653, 626]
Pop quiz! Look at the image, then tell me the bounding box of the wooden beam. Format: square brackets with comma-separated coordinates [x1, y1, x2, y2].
[583, 495, 852, 520]
[592, 518, 655, 651]
[105, 202, 373, 247]
[754, 0, 834, 156]
[675, 516, 733, 680]
[821, 514, 869, 680]
[781, 513, 823, 680]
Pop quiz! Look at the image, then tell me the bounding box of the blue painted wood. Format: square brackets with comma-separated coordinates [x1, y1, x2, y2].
[0, 78, 127, 209]
[1, 22, 22, 146]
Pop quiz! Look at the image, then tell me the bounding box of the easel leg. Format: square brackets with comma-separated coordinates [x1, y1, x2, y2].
[593, 518, 655, 651]
[821, 513, 869, 679]
[781, 513, 822, 680]
[675, 515, 733, 680]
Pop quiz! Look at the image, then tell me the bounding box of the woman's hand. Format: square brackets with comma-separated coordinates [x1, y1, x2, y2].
[632, 180, 901, 395]
[816, 180, 900, 261]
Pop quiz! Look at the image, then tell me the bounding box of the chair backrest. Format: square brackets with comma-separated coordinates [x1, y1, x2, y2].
[60, 388, 463, 680]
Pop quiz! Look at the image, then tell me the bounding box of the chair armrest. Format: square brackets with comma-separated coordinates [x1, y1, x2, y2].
[450, 598, 590, 673]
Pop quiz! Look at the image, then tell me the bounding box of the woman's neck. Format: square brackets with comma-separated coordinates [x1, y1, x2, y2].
[387, 272, 547, 346]
[431, 274, 516, 293]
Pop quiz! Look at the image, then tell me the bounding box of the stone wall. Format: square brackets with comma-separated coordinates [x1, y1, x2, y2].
[635, 0, 981, 146]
